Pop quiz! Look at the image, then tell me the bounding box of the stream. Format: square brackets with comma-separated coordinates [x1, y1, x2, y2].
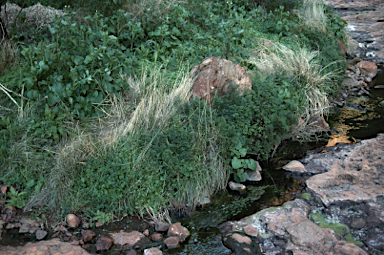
[1, 70, 384, 254]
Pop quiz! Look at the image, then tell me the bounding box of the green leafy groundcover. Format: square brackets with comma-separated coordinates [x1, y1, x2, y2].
[0, 0, 347, 218]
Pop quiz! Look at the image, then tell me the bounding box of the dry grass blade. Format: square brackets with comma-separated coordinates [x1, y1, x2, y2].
[295, 0, 327, 33]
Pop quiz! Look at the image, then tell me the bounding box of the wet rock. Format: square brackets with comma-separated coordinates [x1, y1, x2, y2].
[151, 233, 163, 241]
[0, 238, 90, 255]
[167, 222, 190, 242]
[367, 233, 384, 251]
[243, 225, 259, 237]
[144, 247, 163, 255]
[283, 160, 306, 173]
[35, 230, 47, 240]
[82, 229, 96, 243]
[356, 61, 378, 78]
[223, 233, 259, 254]
[95, 236, 113, 251]
[19, 223, 31, 233]
[333, 240, 369, 255]
[155, 222, 170, 232]
[228, 181, 246, 193]
[306, 134, 384, 206]
[66, 214, 81, 229]
[245, 169, 262, 182]
[110, 230, 145, 246]
[286, 220, 325, 247]
[197, 196, 211, 208]
[350, 217, 366, 229]
[190, 56, 252, 103]
[163, 236, 180, 249]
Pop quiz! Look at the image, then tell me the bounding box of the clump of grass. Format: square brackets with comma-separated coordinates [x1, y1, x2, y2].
[247, 43, 335, 140]
[30, 66, 228, 218]
[0, 40, 17, 76]
[124, 0, 184, 18]
[295, 0, 327, 33]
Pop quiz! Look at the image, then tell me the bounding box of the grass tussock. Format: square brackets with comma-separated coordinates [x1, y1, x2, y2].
[0, 40, 17, 76]
[124, 0, 184, 18]
[295, 0, 327, 33]
[30, 66, 228, 217]
[248, 43, 336, 140]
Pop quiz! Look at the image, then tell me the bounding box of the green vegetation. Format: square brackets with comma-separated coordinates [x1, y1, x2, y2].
[0, 0, 347, 220]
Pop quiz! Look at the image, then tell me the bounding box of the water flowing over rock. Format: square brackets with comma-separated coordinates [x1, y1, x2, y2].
[190, 57, 252, 102]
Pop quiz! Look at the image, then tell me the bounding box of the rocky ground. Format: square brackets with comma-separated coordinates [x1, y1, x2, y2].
[221, 134, 384, 255]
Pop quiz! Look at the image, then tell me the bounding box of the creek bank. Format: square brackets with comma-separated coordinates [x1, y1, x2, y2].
[221, 134, 384, 254]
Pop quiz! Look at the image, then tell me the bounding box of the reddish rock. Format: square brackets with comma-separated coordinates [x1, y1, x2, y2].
[286, 220, 325, 247]
[243, 225, 259, 237]
[0, 238, 90, 255]
[95, 236, 113, 251]
[66, 214, 81, 229]
[283, 160, 306, 173]
[155, 222, 170, 232]
[143, 229, 149, 236]
[163, 236, 180, 249]
[144, 247, 163, 255]
[151, 233, 163, 241]
[167, 222, 190, 242]
[337, 39, 347, 55]
[1, 185, 9, 194]
[231, 233, 252, 245]
[333, 240, 369, 255]
[356, 61, 378, 78]
[82, 230, 96, 243]
[110, 230, 145, 246]
[306, 134, 384, 206]
[190, 56, 252, 103]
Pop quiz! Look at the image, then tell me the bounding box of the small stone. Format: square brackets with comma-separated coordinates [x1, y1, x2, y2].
[379, 100, 384, 107]
[283, 160, 306, 173]
[231, 233, 252, 245]
[151, 233, 163, 242]
[143, 229, 149, 236]
[155, 222, 170, 232]
[350, 218, 366, 229]
[19, 223, 31, 233]
[364, 77, 372, 83]
[246, 169, 262, 181]
[1, 185, 9, 194]
[110, 230, 145, 246]
[359, 80, 367, 87]
[66, 214, 81, 229]
[5, 223, 14, 229]
[82, 222, 90, 229]
[343, 77, 359, 88]
[163, 236, 180, 249]
[95, 221, 104, 228]
[197, 196, 211, 208]
[127, 250, 138, 255]
[243, 225, 259, 237]
[71, 239, 80, 246]
[228, 181, 246, 193]
[144, 247, 163, 255]
[375, 85, 384, 89]
[167, 223, 190, 243]
[356, 61, 378, 78]
[95, 236, 113, 251]
[82, 230, 96, 243]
